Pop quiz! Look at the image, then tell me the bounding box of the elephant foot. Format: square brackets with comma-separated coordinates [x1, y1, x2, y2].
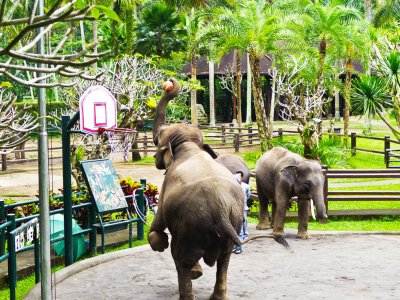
[148, 231, 169, 252]
[191, 262, 203, 280]
[179, 294, 194, 300]
[297, 232, 309, 239]
[210, 291, 228, 300]
[256, 222, 271, 230]
[272, 228, 285, 236]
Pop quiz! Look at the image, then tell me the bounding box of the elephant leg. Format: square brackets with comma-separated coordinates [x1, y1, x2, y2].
[256, 192, 271, 230]
[148, 231, 169, 252]
[191, 261, 203, 280]
[174, 260, 195, 300]
[297, 199, 309, 239]
[210, 252, 230, 300]
[272, 200, 287, 236]
[271, 202, 277, 228]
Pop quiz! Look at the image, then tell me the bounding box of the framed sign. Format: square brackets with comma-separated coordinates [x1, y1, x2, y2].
[80, 159, 128, 213]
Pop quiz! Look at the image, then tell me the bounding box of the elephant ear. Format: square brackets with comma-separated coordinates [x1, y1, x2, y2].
[203, 144, 219, 159]
[281, 165, 298, 179]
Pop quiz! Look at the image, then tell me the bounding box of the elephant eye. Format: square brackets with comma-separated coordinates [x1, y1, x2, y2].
[304, 181, 311, 188]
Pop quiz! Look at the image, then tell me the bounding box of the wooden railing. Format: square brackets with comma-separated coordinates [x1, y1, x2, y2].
[250, 168, 400, 217]
[2, 125, 400, 170]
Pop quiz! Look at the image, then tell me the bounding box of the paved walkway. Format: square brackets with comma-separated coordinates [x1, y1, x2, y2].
[25, 224, 400, 300]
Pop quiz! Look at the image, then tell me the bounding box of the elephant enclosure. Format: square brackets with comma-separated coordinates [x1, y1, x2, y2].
[27, 227, 400, 300]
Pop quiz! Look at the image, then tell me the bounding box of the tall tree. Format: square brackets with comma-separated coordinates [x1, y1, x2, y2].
[134, 3, 186, 57]
[209, 0, 287, 151]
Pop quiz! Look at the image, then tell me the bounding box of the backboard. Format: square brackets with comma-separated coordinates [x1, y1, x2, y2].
[79, 86, 117, 133]
[80, 159, 128, 213]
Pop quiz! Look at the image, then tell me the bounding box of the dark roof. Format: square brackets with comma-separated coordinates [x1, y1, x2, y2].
[180, 51, 364, 77]
[180, 51, 272, 77]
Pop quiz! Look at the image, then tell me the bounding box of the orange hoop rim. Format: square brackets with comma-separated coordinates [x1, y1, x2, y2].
[97, 127, 137, 134]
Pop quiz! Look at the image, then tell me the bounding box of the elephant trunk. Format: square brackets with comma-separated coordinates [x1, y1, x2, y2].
[313, 194, 328, 224]
[152, 78, 180, 146]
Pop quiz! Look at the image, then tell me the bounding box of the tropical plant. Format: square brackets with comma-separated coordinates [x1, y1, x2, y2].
[134, 3, 187, 57]
[351, 74, 398, 138]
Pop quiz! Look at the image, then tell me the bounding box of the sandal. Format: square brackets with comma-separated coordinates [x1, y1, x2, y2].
[234, 248, 242, 254]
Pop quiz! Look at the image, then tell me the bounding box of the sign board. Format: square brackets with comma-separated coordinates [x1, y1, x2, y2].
[14, 217, 39, 252]
[80, 159, 128, 213]
[79, 86, 117, 133]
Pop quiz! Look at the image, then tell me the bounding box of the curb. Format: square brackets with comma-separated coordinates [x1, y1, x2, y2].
[24, 244, 151, 299]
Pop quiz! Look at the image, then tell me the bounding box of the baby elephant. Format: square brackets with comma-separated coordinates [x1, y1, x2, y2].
[255, 147, 328, 239]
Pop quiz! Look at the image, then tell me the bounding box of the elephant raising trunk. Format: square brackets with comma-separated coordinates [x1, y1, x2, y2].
[152, 78, 180, 146]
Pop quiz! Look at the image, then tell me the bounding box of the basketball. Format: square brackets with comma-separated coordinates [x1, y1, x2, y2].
[162, 81, 174, 92]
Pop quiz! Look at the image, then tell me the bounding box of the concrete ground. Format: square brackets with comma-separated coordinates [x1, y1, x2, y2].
[25, 224, 400, 300]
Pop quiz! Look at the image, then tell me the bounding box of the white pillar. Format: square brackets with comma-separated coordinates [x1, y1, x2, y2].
[209, 61, 215, 126]
[246, 53, 252, 124]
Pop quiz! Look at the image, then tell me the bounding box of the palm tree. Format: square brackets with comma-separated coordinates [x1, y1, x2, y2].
[351, 74, 400, 138]
[209, 0, 286, 151]
[374, 0, 400, 27]
[304, 0, 362, 89]
[134, 3, 186, 57]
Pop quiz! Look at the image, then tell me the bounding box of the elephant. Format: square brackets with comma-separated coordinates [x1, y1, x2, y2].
[148, 78, 245, 300]
[215, 154, 250, 184]
[255, 147, 328, 239]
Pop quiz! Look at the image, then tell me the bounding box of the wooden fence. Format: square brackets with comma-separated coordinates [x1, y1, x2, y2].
[2, 125, 400, 170]
[250, 167, 400, 218]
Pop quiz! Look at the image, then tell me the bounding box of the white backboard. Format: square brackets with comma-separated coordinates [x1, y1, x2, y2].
[79, 86, 117, 133]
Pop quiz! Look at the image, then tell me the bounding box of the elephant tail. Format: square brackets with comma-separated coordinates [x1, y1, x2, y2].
[209, 198, 242, 245]
[214, 212, 242, 245]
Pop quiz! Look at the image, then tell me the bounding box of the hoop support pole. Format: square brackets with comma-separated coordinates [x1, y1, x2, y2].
[62, 115, 74, 266]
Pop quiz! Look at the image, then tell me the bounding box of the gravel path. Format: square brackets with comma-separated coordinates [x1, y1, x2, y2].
[25, 226, 400, 300]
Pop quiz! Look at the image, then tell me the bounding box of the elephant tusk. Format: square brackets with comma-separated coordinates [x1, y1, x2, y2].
[310, 199, 316, 220]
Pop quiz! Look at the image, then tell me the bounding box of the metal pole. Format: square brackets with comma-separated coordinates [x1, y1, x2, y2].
[61, 116, 73, 266]
[37, 0, 51, 298]
[136, 189, 145, 240]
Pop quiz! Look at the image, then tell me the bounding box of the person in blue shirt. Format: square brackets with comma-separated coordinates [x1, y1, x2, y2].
[233, 171, 250, 254]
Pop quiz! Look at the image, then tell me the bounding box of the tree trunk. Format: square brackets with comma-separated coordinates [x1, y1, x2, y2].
[126, 7, 135, 54]
[236, 50, 242, 127]
[269, 67, 277, 139]
[191, 52, 198, 125]
[317, 38, 327, 89]
[364, 0, 372, 23]
[343, 58, 353, 148]
[209, 61, 215, 126]
[246, 53, 252, 124]
[249, 53, 270, 152]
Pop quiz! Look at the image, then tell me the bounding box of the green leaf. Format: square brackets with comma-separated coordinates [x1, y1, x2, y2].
[91, 7, 100, 19]
[0, 81, 13, 88]
[95, 5, 121, 23]
[76, 0, 87, 10]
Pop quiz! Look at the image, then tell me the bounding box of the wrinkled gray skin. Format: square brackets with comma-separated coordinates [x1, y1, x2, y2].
[148, 78, 244, 300]
[215, 154, 250, 184]
[255, 147, 328, 239]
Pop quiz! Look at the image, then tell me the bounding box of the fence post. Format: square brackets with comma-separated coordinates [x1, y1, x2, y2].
[234, 134, 240, 153]
[143, 134, 148, 158]
[248, 126, 253, 145]
[384, 136, 390, 166]
[0, 200, 5, 255]
[322, 165, 328, 214]
[278, 128, 283, 140]
[89, 202, 97, 255]
[7, 214, 16, 300]
[221, 125, 226, 145]
[34, 223, 40, 284]
[1, 154, 7, 171]
[136, 188, 145, 241]
[351, 132, 356, 156]
[229, 123, 234, 132]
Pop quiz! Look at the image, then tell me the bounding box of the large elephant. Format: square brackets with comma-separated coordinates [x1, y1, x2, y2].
[148, 78, 244, 300]
[215, 154, 250, 184]
[255, 147, 328, 239]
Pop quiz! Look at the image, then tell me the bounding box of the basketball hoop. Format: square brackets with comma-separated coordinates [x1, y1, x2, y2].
[100, 128, 137, 162]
